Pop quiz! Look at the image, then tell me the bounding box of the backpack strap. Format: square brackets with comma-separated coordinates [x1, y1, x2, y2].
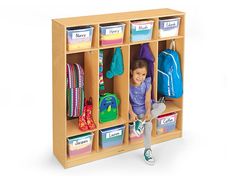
[169, 40, 176, 51]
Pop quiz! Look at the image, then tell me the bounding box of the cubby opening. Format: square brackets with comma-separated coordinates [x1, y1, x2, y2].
[98, 124, 126, 151]
[158, 16, 182, 39]
[130, 42, 158, 103]
[130, 18, 157, 43]
[66, 51, 99, 137]
[99, 46, 129, 128]
[99, 21, 129, 47]
[66, 24, 99, 52]
[67, 130, 98, 160]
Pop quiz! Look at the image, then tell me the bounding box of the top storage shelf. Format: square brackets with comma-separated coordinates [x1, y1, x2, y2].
[63, 14, 184, 53]
[54, 8, 184, 27]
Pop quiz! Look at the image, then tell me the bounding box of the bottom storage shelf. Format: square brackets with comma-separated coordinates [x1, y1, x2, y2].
[64, 129, 182, 168]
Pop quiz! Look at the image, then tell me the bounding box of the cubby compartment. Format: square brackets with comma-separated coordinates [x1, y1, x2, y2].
[157, 38, 184, 98]
[67, 132, 94, 158]
[130, 19, 154, 42]
[130, 42, 158, 101]
[99, 46, 129, 128]
[67, 25, 99, 51]
[66, 51, 99, 137]
[99, 125, 125, 149]
[158, 17, 180, 38]
[156, 112, 177, 135]
[99, 22, 126, 46]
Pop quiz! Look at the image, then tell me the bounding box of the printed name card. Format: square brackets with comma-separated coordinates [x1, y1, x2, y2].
[164, 20, 178, 28]
[106, 130, 122, 139]
[72, 137, 90, 146]
[72, 31, 90, 39]
[106, 27, 122, 35]
[135, 24, 152, 31]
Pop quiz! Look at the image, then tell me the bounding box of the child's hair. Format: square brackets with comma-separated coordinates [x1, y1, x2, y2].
[131, 58, 148, 72]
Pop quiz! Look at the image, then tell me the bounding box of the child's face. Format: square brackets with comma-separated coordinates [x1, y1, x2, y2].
[131, 67, 147, 85]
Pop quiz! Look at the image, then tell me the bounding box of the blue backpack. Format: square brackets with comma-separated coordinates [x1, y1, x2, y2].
[158, 41, 183, 98]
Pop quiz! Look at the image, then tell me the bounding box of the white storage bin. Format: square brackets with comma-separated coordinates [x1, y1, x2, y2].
[159, 17, 180, 38]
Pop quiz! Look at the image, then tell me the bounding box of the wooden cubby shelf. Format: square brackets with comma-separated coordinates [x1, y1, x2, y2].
[53, 8, 185, 168]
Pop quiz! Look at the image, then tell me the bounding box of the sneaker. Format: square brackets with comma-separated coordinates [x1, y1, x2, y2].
[144, 148, 155, 165]
[133, 120, 144, 137]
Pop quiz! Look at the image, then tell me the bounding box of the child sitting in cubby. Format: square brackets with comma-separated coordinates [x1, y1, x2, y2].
[129, 59, 166, 165]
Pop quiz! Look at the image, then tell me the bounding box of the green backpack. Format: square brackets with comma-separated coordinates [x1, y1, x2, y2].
[99, 93, 120, 123]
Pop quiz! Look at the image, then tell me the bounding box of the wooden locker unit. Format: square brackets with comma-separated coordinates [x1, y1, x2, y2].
[52, 8, 185, 168]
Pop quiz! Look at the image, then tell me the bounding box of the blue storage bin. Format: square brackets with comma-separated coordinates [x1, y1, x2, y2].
[130, 20, 154, 42]
[100, 125, 125, 148]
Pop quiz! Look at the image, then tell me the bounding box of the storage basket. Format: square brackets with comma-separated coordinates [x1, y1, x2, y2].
[67, 133, 94, 157]
[130, 20, 154, 42]
[100, 23, 125, 46]
[100, 125, 125, 148]
[157, 112, 177, 135]
[159, 17, 180, 38]
[67, 26, 94, 51]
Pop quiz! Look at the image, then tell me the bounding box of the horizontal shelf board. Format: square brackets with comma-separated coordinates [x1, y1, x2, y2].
[66, 47, 98, 54]
[128, 101, 181, 123]
[99, 117, 127, 129]
[67, 118, 97, 137]
[54, 9, 184, 27]
[67, 150, 97, 162]
[162, 101, 182, 115]
[99, 43, 129, 50]
[157, 35, 184, 41]
[130, 39, 157, 45]
[154, 129, 181, 142]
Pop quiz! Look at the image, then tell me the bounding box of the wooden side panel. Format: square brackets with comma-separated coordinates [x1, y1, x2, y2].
[114, 46, 129, 122]
[52, 20, 67, 167]
[84, 50, 99, 151]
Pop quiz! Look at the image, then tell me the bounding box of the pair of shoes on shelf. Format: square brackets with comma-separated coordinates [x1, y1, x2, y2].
[133, 120, 145, 137]
[78, 97, 96, 131]
[144, 148, 155, 165]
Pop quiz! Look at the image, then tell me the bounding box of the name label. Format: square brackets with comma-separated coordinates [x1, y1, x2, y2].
[164, 20, 178, 28]
[160, 116, 175, 125]
[72, 137, 90, 146]
[135, 24, 152, 31]
[72, 31, 89, 39]
[106, 130, 122, 139]
[106, 27, 122, 35]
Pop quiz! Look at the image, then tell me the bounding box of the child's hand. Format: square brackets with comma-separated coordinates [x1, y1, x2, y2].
[144, 112, 151, 121]
[130, 112, 138, 121]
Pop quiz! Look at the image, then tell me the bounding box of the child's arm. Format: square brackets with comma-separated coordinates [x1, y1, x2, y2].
[144, 85, 152, 121]
[129, 103, 137, 121]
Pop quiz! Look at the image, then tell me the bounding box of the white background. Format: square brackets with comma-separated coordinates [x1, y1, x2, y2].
[0, 0, 236, 176]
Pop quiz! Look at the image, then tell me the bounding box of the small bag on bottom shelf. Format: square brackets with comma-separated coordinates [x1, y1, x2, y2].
[67, 133, 94, 158]
[156, 112, 177, 135]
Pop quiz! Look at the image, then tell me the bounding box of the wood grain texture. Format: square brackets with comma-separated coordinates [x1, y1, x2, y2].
[52, 9, 185, 168]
